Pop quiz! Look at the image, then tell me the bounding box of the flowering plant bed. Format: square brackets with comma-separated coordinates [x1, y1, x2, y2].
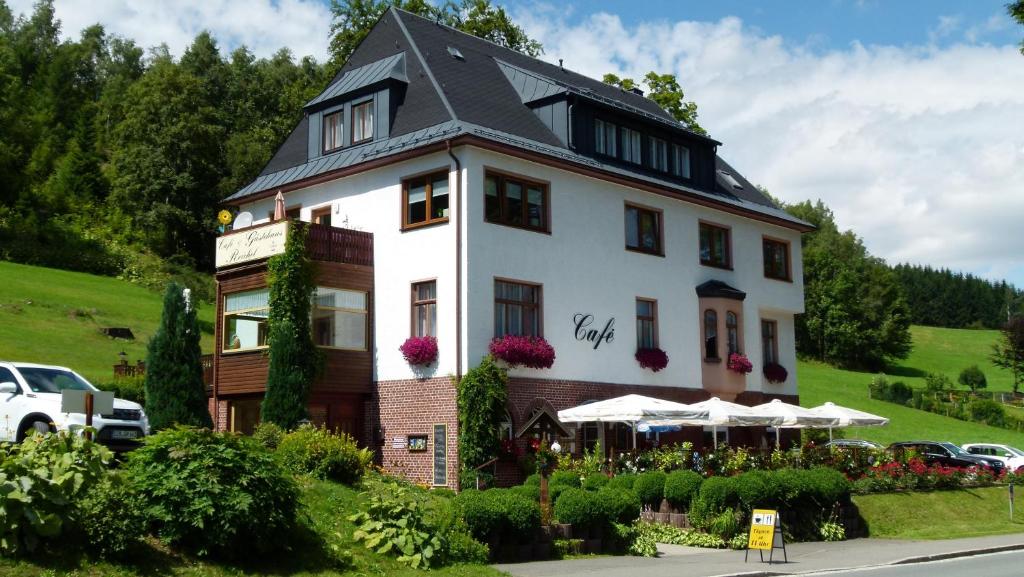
[763, 362, 788, 383]
[726, 353, 753, 374]
[852, 458, 1000, 493]
[489, 335, 556, 369]
[635, 348, 669, 372]
[400, 336, 438, 366]
[500, 438, 523, 460]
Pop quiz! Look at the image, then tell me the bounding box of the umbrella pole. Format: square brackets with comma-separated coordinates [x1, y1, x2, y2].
[713, 425, 718, 450]
[775, 427, 780, 448]
[632, 422, 637, 450]
[829, 427, 833, 442]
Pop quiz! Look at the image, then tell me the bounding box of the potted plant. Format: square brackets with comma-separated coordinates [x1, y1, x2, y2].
[399, 336, 438, 366]
[763, 362, 788, 383]
[727, 352, 753, 374]
[635, 347, 669, 372]
[489, 335, 556, 369]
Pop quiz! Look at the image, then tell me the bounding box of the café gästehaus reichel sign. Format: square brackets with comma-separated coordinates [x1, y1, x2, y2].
[215, 221, 288, 268]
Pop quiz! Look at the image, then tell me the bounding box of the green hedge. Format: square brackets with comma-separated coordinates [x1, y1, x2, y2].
[633, 471, 667, 508]
[583, 472, 609, 491]
[455, 489, 541, 544]
[554, 487, 640, 530]
[606, 473, 637, 490]
[663, 470, 703, 510]
[276, 425, 373, 484]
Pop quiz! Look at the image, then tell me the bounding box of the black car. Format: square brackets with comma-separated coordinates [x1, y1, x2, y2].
[888, 441, 1005, 473]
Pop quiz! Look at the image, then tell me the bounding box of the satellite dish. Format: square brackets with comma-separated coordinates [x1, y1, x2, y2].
[233, 211, 253, 230]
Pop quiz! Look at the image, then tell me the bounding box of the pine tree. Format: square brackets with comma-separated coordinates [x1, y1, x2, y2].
[144, 281, 213, 431]
[261, 224, 320, 429]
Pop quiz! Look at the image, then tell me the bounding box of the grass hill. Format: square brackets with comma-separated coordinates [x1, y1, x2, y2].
[798, 325, 1023, 447]
[0, 261, 214, 384]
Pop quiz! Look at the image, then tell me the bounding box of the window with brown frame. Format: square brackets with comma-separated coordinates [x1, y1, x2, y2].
[223, 288, 270, 352]
[636, 298, 657, 349]
[484, 172, 547, 232]
[403, 171, 450, 229]
[323, 111, 343, 153]
[699, 222, 731, 268]
[267, 206, 302, 221]
[763, 238, 791, 281]
[411, 280, 437, 337]
[494, 279, 542, 337]
[351, 100, 373, 144]
[625, 204, 662, 255]
[726, 311, 740, 355]
[704, 309, 718, 360]
[762, 319, 778, 365]
[312, 206, 332, 227]
[312, 287, 368, 350]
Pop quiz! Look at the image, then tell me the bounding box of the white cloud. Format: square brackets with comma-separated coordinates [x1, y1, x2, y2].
[6, 0, 333, 61]
[514, 7, 1024, 286]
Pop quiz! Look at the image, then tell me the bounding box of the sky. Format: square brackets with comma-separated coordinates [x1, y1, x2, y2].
[7, 0, 1024, 287]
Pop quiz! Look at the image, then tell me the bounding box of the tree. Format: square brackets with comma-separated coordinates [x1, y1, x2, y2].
[456, 355, 508, 488]
[1011, 1, 1024, 54]
[328, 0, 541, 72]
[603, 72, 705, 134]
[992, 316, 1024, 395]
[261, 225, 321, 429]
[958, 365, 988, 393]
[785, 199, 912, 370]
[144, 281, 213, 431]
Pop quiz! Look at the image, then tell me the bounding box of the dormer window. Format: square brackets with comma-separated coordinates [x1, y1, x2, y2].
[649, 136, 668, 172]
[622, 127, 642, 164]
[671, 144, 690, 178]
[323, 111, 343, 153]
[595, 118, 617, 157]
[352, 101, 374, 144]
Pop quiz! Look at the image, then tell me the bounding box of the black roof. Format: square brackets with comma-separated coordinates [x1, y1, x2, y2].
[695, 280, 747, 301]
[238, 8, 809, 231]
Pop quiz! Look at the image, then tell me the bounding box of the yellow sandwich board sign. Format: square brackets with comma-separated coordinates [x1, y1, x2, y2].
[745, 508, 787, 564]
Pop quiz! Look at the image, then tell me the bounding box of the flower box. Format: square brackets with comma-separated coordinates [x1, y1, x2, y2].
[763, 362, 788, 383]
[400, 336, 438, 366]
[489, 335, 555, 369]
[727, 352, 753, 374]
[635, 347, 669, 372]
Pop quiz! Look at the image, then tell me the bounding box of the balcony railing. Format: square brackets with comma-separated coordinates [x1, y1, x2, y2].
[113, 354, 214, 386]
[306, 222, 374, 266]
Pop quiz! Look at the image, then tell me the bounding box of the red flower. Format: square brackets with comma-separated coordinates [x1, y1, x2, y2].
[400, 336, 438, 366]
[727, 353, 753, 374]
[635, 348, 669, 372]
[489, 335, 556, 369]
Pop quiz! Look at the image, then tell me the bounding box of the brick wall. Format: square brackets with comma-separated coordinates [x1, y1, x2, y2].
[374, 376, 459, 489]
[208, 398, 229, 430]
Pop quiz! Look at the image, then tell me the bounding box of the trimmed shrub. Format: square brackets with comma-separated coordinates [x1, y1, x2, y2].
[632, 470, 667, 508]
[959, 365, 988, 392]
[455, 489, 541, 545]
[76, 473, 146, 558]
[553, 488, 606, 531]
[126, 427, 299, 557]
[276, 424, 372, 484]
[969, 399, 1007, 427]
[733, 470, 782, 512]
[596, 488, 641, 524]
[606, 473, 638, 490]
[550, 470, 582, 488]
[663, 470, 703, 510]
[524, 473, 541, 486]
[583, 472, 610, 491]
[508, 484, 541, 501]
[689, 476, 739, 529]
[252, 422, 285, 449]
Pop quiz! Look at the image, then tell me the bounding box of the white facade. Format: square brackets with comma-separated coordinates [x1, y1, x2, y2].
[236, 145, 803, 397]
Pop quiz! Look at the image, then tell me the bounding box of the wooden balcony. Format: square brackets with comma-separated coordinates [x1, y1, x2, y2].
[216, 220, 373, 270]
[114, 354, 214, 386]
[306, 222, 373, 266]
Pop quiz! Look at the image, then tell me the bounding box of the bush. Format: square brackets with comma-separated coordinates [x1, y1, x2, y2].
[95, 375, 146, 406]
[252, 421, 285, 449]
[632, 471, 667, 508]
[0, 432, 112, 555]
[126, 427, 299, 557]
[508, 484, 541, 501]
[969, 399, 1006, 427]
[708, 510, 741, 540]
[455, 489, 540, 544]
[959, 365, 988, 392]
[733, 470, 782, 512]
[276, 424, 372, 484]
[75, 473, 146, 558]
[606, 474, 637, 490]
[550, 469, 582, 488]
[524, 473, 541, 486]
[596, 488, 641, 524]
[663, 470, 703, 510]
[553, 488, 606, 531]
[457, 356, 508, 487]
[924, 372, 953, 393]
[350, 480, 444, 569]
[583, 472, 609, 491]
[689, 476, 738, 529]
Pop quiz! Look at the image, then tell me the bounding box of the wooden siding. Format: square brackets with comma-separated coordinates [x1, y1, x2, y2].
[213, 260, 374, 398]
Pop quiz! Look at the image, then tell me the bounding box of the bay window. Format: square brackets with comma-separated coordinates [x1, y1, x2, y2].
[704, 309, 718, 360]
[726, 311, 739, 355]
[313, 287, 368, 350]
[223, 289, 270, 351]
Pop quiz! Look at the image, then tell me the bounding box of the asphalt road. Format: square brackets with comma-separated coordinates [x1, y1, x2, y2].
[801, 549, 1024, 577]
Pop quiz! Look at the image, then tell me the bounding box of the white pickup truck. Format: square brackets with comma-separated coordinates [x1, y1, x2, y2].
[0, 361, 149, 449]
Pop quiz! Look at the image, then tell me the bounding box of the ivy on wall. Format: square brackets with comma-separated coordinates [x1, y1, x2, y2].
[457, 356, 509, 488]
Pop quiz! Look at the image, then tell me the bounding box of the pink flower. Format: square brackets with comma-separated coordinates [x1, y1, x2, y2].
[635, 348, 669, 372]
[489, 335, 556, 369]
[400, 336, 438, 366]
[727, 353, 753, 374]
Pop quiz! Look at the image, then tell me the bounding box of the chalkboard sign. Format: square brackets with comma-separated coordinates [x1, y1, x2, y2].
[433, 423, 447, 486]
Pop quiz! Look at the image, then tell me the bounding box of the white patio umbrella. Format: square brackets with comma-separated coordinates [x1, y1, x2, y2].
[752, 399, 841, 446]
[643, 397, 784, 449]
[558, 394, 708, 450]
[808, 402, 889, 441]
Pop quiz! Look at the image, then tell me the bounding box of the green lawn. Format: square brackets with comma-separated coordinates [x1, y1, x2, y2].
[0, 261, 215, 383]
[0, 479, 503, 577]
[854, 486, 1024, 539]
[797, 325, 1024, 447]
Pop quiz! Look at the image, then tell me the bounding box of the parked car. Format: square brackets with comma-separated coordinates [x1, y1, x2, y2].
[0, 361, 149, 450]
[888, 441, 1005, 474]
[962, 443, 1024, 473]
[825, 439, 884, 450]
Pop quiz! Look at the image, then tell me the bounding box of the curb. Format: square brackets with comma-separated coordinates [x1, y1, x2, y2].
[707, 542, 1024, 577]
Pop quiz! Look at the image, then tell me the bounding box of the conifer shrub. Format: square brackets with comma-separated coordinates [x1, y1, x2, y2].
[632, 470, 667, 508]
[275, 424, 372, 484]
[126, 427, 299, 557]
[144, 281, 211, 430]
[663, 470, 703, 510]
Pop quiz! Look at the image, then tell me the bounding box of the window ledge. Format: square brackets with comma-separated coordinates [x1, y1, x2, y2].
[221, 347, 269, 356]
[765, 275, 793, 283]
[700, 261, 734, 271]
[625, 246, 665, 258]
[484, 220, 551, 235]
[703, 357, 722, 364]
[401, 218, 449, 233]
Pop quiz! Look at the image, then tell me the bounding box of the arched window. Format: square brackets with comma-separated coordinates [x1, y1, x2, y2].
[704, 309, 718, 360]
[726, 311, 739, 355]
[498, 410, 513, 440]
